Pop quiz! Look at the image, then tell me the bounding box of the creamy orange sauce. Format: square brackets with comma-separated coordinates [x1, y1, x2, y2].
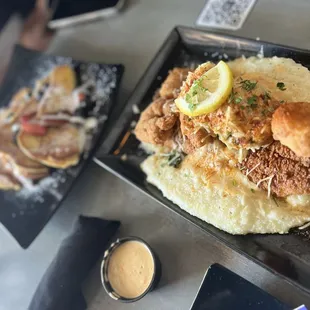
[107, 241, 154, 299]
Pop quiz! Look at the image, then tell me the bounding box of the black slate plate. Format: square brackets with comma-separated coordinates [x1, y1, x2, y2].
[0, 45, 124, 248]
[94, 26, 310, 294]
[190, 264, 290, 310]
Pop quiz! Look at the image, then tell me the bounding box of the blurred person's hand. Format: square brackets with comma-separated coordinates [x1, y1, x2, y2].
[19, 0, 55, 51]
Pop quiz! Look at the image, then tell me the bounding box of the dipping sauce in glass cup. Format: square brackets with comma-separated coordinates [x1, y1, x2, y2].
[101, 237, 161, 302]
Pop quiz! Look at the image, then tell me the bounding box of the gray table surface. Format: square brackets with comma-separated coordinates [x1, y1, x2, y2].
[2, 1, 310, 309]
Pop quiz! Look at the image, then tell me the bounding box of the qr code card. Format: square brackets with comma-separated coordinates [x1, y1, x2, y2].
[196, 0, 257, 30]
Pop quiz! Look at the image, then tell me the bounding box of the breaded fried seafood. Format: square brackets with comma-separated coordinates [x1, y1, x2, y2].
[272, 102, 310, 157]
[135, 56, 310, 234]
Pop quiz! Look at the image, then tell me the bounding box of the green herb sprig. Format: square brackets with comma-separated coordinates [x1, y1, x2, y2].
[277, 82, 286, 91]
[160, 151, 184, 169]
[240, 80, 257, 91]
[188, 102, 197, 112]
[247, 95, 258, 108]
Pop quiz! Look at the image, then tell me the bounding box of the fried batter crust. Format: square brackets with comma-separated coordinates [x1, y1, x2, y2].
[159, 68, 191, 99]
[240, 142, 310, 197]
[272, 102, 310, 157]
[135, 98, 178, 148]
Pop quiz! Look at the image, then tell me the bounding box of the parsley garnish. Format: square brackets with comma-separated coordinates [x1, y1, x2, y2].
[234, 97, 242, 104]
[228, 90, 236, 103]
[185, 79, 208, 106]
[247, 95, 257, 106]
[167, 152, 183, 168]
[232, 179, 237, 186]
[251, 189, 255, 193]
[240, 80, 257, 91]
[280, 100, 285, 103]
[277, 82, 286, 91]
[188, 103, 197, 111]
[161, 151, 184, 168]
[229, 90, 243, 104]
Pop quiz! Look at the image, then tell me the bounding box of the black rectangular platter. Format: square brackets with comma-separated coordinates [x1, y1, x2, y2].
[0, 45, 123, 248]
[95, 26, 310, 293]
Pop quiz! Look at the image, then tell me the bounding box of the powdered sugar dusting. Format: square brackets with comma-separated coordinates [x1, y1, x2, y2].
[16, 170, 66, 202]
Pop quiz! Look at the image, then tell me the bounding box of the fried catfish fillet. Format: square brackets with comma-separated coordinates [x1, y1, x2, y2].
[135, 67, 190, 149]
[159, 68, 191, 99]
[135, 97, 179, 148]
[240, 142, 310, 197]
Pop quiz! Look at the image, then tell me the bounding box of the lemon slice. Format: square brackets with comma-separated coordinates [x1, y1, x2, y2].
[175, 61, 233, 117]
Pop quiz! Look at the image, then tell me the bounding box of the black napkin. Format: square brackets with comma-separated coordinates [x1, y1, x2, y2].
[28, 216, 120, 310]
